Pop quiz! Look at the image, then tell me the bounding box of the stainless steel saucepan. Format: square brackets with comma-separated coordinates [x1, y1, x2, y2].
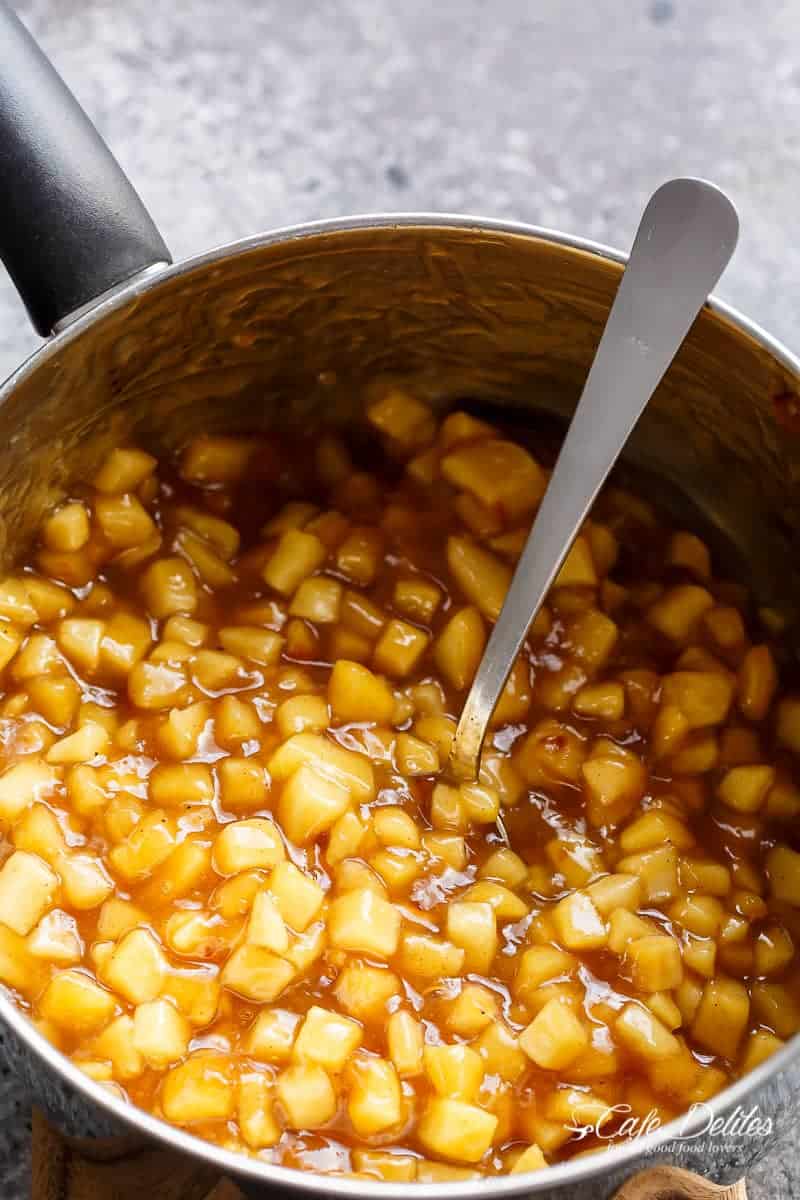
[0, 4, 798, 1198]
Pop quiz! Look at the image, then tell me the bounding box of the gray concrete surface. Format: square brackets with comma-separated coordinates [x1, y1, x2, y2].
[0, 0, 799, 1194]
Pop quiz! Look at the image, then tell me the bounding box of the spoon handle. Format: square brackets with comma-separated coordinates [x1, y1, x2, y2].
[448, 177, 739, 782]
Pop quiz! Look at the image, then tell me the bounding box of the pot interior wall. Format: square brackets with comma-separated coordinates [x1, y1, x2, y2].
[1, 223, 799, 626]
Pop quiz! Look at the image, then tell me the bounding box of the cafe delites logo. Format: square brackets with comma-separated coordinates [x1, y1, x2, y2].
[568, 1102, 774, 1146]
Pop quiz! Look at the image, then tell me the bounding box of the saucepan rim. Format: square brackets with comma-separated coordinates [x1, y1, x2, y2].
[1, 210, 798, 1197]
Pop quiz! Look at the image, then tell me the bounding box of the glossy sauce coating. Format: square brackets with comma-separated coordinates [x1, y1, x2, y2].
[0, 394, 797, 1181]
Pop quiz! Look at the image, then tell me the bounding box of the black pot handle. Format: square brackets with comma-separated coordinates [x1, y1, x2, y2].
[0, 2, 171, 336]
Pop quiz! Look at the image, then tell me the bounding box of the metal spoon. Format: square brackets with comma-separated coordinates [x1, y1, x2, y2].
[447, 177, 739, 785]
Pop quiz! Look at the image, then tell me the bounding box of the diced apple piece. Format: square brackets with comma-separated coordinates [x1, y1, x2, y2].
[573, 681, 625, 720]
[460, 782, 500, 825]
[516, 718, 587, 787]
[212, 817, 285, 875]
[661, 671, 735, 730]
[275, 694, 329, 739]
[133, 998, 190, 1067]
[545, 1087, 615, 1129]
[221, 945, 294, 1002]
[293, 1005, 362, 1071]
[39, 969, 116, 1033]
[398, 932, 465, 978]
[434, 607, 486, 691]
[446, 901, 497, 974]
[619, 810, 693, 854]
[328, 659, 395, 724]
[387, 1010, 424, 1076]
[149, 764, 215, 812]
[289, 575, 343, 623]
[511, 1144, 548, 1174]
[348, 1056, 403, 1136]
[691, 977, 750, 1058]
[626, 934, 683, 991]
[514, 947, 577, 1000]
[424, 1043, 484, 1102]
[738, 645, 778, 722]
[666, 530, 711, 579]
[218, 626, 283, 667]
[246, 1009, 300, 1063]
[238, 1070, 281, 1149]
[553, 535, 597, 588]
[751, 981, 800, 1039]
[552, 892, 607, 951]
[545, 833, 605, 888]
[352, 1150, 417, 1182]
[682, 936, 717, 978]
[447, 536, 511, 622]
[268, 732, 374, 800]
[140, 557, 198, 618]
[582, 742, 646, 827]
[94, 446, 156, 493]
[103, 928, 167, 1004]
[246, 892, 289, 953]
[472, 1020, 527, 1084]
[368, 389, 436, 450]
[42, 502, 90, 554]
[373, 806, 421, 850]
[190, 649, 244, 691]
[373, 619, 430, 679]
[418, 1097, 498, 1164]
[275, 1063, 336, 1129]
[586, 873, 642, 916]
[741, 1029, 785, 1073]
[46, 722, 109, 765]
[95, 897, 145, 942]
[91, 1015, 143, 1080]
[754, 924, 794, 976]
[59, 853, 114, 910]
[617, 845, 680, 904]
[441, 439, 544, 520]
[213, 695, 260, 750]
[445, 985, 498, 1039]
[608, 910, 657, 957]
[0, 760, 58, 822]
[0, 851, 59, 935]
[269, 861, 325, 932]
[216, 757, 267, 812]
[615, 1002, 681, 1063]
[27, 909, 82, 964]
[128, 661, 188, 709]
[520, 998, 589, 1070]
[646, 585, 714, 642]
[161, 1052, 235, 1123]
[161, 965, 220, 1027]
[334, 963, 401, 1021]
[461, 880, 529, 920]
[646, 991, 682, 1032]
[27, 675, 80, 728]
[278, 764, 351, 845]
[717, 764, 775, 814]
[329, 888, 399, 958]
[95, 493, 156, 549]
[108, 811, 176, 883]
[181, 435, 255, 483]
[282, 921, 325, 975]
[669, 894, 725, 938]
[393, 576, 441, 624]
[263, 529, 326, 596]
[567, 609, 618, 670]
